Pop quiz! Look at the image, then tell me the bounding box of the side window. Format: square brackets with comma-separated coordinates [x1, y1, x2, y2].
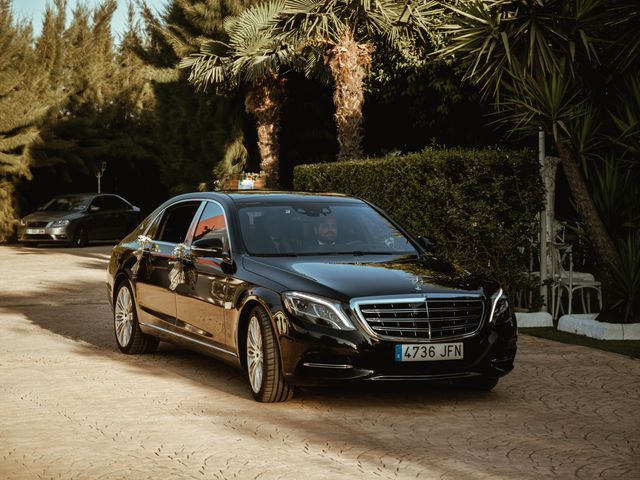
[155, 202, 201, 244]
[192, 202, 229, 250]
[132, 211, 157, 238]
[145, 212, 163, 239]
[103, 196, 128, 211]
[90, 196, 106, 210]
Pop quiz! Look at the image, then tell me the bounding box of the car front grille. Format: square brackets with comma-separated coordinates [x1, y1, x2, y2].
[26, 221, 49, 228]
[22, 234, 52, 240]
[355, 298, 485, 340]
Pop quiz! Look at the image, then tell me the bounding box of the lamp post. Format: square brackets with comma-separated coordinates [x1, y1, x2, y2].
[96, 161, 107, 193]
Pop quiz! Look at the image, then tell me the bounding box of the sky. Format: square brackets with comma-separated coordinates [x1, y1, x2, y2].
[11, 0, 168, 38]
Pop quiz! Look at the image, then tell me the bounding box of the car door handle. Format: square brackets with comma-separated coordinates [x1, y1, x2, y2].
[168, 257, 193, 267]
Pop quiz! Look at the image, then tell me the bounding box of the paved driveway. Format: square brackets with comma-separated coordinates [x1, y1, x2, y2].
[0, 245, 638, 479]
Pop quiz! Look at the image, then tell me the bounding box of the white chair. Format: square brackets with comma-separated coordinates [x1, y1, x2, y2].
[550, 243, 602, 319]
[517, 221, 567, 312]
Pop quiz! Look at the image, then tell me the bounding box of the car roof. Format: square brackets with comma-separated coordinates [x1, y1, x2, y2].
[164, 191, 362, 206]
[54, 193, 95, 198]
[54, 193, 122, 199]
[47, 193, 95, 203]
[224, 191, 358, 204]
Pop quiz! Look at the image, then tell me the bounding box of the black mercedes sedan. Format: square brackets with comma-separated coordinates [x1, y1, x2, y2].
[106, 192, 517, 402]
[18, 193, 141, 247]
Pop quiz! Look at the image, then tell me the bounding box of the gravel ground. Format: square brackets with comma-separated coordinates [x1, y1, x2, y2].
[0, 244, 638, 480]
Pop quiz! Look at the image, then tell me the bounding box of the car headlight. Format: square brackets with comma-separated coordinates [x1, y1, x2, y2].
[50, 219, 70, 227]
[489, 288, 511, 324]
[20, 218, 26, 226]
[282, 292, 356, 330]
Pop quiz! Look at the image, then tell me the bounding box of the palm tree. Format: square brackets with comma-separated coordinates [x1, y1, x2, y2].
[180, 0, 296, 186]
[272, 0, 440, 160]
[437, 0, 640, 294]
[139, 0, 261, 189]
[183, 0, 440, 166]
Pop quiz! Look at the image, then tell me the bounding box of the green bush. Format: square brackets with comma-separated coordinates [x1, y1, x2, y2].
[294, 148, 544, 292]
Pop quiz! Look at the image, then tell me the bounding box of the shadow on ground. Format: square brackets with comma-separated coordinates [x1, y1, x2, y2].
[2, 245, 637, 480]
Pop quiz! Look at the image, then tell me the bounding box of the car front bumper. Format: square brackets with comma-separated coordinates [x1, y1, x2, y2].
[18, 225, 74, 243]
[279, 314, 517, 386]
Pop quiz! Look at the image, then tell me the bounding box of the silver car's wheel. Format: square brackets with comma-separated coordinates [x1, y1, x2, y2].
[247, 316, 264, 393]
[244, 305, 293, 402]
[113, 280, 158, 354]
[115, 286, 134, 347]
[73, 226, 88, 248]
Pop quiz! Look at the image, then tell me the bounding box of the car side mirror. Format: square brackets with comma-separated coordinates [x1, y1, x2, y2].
[418, 236, 437, 251]
[191, 237, 232, 264]
[90, 205, 100, 213]
[192, 237, 223, 251]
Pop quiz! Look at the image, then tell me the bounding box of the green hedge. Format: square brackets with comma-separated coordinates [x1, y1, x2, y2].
[294, 148, 544, 292]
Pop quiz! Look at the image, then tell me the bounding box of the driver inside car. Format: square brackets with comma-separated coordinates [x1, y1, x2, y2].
[314, 215, 339, 246]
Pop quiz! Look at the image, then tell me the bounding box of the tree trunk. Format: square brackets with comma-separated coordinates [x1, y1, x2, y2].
[555, 133, 620, 294]
[327, 30, 371, 161]
[244, 74, 285, 188]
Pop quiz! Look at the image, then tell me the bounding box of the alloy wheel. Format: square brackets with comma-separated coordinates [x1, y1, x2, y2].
[246, 316, 264, 394]
[114, 286, 134, 347]
[74, 226, 88, 247]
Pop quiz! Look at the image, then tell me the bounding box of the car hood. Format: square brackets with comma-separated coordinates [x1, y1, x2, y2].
[243, 254, 494, 301]
[23, 211, 84, 222]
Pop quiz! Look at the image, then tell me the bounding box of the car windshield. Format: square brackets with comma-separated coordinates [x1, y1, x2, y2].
[238, 202, 418, 256]
[41, 196, 90, 212]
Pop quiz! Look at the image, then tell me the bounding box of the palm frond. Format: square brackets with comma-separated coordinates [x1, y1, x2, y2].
[490, 67, 583, 140]
[436, 0, 610, 100]
[179, 40, 234, 91]
[610, 76, 640, 156]
[181, 0, 299, 90]
[182, 0, 441, 90]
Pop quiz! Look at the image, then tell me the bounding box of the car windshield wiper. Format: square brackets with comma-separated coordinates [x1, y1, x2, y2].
[292, 251, 404, 256]
[334, 251, 396, 256]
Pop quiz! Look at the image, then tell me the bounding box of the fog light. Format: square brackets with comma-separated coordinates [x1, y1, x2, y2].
[303, 362, 353, 369]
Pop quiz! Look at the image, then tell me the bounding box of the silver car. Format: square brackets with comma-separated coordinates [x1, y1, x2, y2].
[18, 193, 141, 247]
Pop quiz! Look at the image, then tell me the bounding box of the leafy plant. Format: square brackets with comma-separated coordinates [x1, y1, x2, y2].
[588, 156, 640, 236]
[0, 0, 60, 239]
[608, 233, 640, 324]
[294, 147, 544, 293]
[436, 0, 640, 312]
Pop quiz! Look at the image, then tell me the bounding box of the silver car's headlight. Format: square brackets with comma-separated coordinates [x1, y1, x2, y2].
[282, 292, 356, 330]
[50, 219, 70, 227]
[20, 218, 26, 226]
[489, 289, 510, 324]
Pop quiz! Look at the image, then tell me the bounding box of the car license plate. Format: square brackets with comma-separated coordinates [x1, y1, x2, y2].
[26, 228, 45, 235]
[395, 343, 463, 362]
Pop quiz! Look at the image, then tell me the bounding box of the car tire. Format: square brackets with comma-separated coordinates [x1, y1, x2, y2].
[73, 226, 89, 248]
[462, 375, 499, 392]
[245, 305, 293, 403]
[114, 279, 159, 354]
